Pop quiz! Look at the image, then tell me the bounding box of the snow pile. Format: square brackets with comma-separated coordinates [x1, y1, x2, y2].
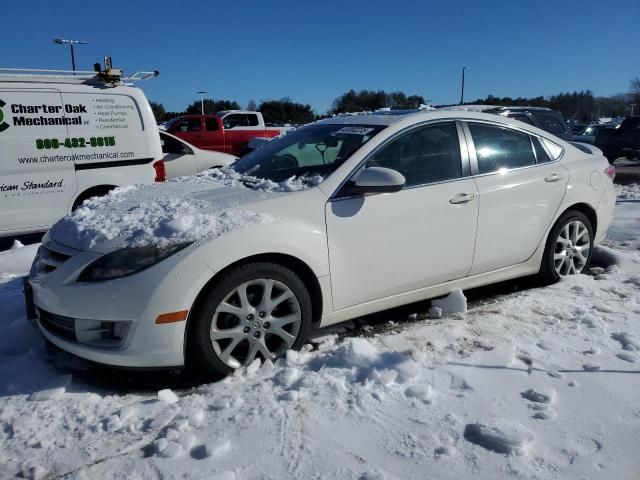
[615, 183, 640, 200]
[431, 289, 467, 315]
[54, 193, 271, 249]
[48, 166, 324, 249]
[207, 167, 323, 192]
[0, 240, 39, 278]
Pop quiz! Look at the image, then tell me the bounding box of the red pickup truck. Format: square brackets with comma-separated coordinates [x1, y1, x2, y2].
[164, 110, 284, 156]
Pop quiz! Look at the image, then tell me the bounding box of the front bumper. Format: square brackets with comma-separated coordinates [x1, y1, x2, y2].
[29, 238, 215, 368]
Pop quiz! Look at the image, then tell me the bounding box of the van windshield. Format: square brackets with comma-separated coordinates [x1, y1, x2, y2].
[232, 123, 385, 183]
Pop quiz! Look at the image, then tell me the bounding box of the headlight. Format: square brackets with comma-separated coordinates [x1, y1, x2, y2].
[78, 243, 191, 282]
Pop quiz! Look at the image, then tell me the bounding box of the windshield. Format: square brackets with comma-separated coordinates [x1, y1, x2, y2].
[232, 123, 385, 183]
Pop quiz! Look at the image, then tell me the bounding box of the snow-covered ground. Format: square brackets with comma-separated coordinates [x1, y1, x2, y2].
[1, 200, 639, 479]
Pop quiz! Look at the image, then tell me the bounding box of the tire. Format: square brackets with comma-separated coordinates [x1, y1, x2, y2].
[187, 262, 312, 376]
[539, 210, 594, 283]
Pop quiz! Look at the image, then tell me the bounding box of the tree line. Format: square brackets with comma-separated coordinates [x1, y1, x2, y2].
[150, 77, 640, 125]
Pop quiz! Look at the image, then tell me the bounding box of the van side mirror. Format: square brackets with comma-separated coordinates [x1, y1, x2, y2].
[339, 167, 406, 196]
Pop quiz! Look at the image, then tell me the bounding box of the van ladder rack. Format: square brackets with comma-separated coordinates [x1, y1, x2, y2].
[0, 68, 159, 85]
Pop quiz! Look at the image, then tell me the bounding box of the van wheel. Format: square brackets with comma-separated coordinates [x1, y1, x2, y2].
[187, 262, 312, 376]
[539, 211, 593, 283]
[72, 186, 114, 211]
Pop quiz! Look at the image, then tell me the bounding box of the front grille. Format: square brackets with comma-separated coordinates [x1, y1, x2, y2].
[38, 309, 76, 342]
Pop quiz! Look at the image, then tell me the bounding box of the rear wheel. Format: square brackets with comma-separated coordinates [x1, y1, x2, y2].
[539, 211, 593, 282]
[187, 262, 312, 376]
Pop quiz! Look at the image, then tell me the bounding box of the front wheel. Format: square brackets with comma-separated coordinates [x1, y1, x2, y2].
[187, 262, 312, 376]
[539, 211, 594, 283]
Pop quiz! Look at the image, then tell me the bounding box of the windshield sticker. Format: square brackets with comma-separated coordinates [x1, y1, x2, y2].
[335, 126, 375, 135]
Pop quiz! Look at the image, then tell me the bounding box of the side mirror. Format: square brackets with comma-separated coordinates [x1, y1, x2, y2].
[223, 122, 233, 129]
[340, 167, 405, 196]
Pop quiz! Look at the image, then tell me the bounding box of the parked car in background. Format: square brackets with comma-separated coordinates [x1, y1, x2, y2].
[595, 116, 640, 163]
[573, 122, 619, 145]
[165, 110, 286, 156]
[0, 63, 163, 239]
[441, 105, 573, 140]
[29, 110, 615, 375]
[160, 131, 236, 178]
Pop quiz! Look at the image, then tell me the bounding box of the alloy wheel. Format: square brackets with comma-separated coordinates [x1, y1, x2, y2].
[209, 278, 302, 369]
[553, 220, 591, 276]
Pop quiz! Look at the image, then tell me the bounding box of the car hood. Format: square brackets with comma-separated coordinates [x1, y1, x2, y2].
[48, 169, 321, 254]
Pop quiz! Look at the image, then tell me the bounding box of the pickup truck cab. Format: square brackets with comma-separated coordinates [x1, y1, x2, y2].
[165, 110, 283, 156]
[595, 117, 640, 163]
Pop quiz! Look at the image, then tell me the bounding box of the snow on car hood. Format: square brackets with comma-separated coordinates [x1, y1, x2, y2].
[49, 168, 321, 253]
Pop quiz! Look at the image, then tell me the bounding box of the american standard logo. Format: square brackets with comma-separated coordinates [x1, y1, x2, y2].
[1, 179, 64, 192]
[3, 102, 89, 128]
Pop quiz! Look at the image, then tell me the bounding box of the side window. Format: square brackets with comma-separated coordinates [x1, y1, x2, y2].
[160, 133, 192, 155]
[532, 137, 551, 163]
[205, 118, 219, 131]
[223, 114, 244, 128]
[366, 122, 463, 187]
[468, 123, 536, 174]
[533, 114, 567, 136]
[246, 114, 259, 127]
[176, 119, 201, 132]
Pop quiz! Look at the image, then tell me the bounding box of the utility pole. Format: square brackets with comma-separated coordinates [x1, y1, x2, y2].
[196, 91, 207, 115]
[460, 66, 468, 105]
[53, 38, 88, 71]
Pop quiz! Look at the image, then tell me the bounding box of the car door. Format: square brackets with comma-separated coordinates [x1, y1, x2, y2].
[222, 113, 249, 154]
[159, 132, 197, 178]
[0, 88, 77, 234]
[463, 121, 569, 276]
[203, 117, 225, 152]
[325, 121, 479, 310]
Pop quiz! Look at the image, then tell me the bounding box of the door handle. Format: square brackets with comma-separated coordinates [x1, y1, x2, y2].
[544, 172, 563, 182]
[449, 193, 477, 204]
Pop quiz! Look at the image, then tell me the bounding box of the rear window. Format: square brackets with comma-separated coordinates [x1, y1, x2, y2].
[532, 113, 567, 136]
[507, 113, 534, 126]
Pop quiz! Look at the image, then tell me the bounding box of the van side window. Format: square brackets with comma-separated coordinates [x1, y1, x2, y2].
[468, 123, 536, 174]
[205, 118, 219, 131]
[366, 122, 463, 187]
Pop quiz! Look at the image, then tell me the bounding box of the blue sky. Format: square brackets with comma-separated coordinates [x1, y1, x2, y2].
[2, 0, 638, 114]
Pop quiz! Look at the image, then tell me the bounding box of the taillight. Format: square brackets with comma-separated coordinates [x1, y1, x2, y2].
[604, 165, 615, 180]
[153, 160, 166, 182]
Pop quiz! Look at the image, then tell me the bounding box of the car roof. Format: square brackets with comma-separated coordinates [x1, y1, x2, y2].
[439, 105, 554, 113]
[315, 110, 563, 134]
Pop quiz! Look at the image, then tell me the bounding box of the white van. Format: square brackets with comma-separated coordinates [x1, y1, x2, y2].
[0, 64, 163, 238]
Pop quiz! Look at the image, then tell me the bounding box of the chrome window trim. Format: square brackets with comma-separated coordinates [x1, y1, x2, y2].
[329, 119, 470, 201]
[461, 119, 565, 178]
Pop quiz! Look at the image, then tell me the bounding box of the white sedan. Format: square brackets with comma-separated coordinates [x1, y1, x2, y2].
[29, 110, 616, 376]
[160, 130, 236, 178]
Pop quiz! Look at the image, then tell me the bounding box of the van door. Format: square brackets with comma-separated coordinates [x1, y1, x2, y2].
[0, 88, 77, 234]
